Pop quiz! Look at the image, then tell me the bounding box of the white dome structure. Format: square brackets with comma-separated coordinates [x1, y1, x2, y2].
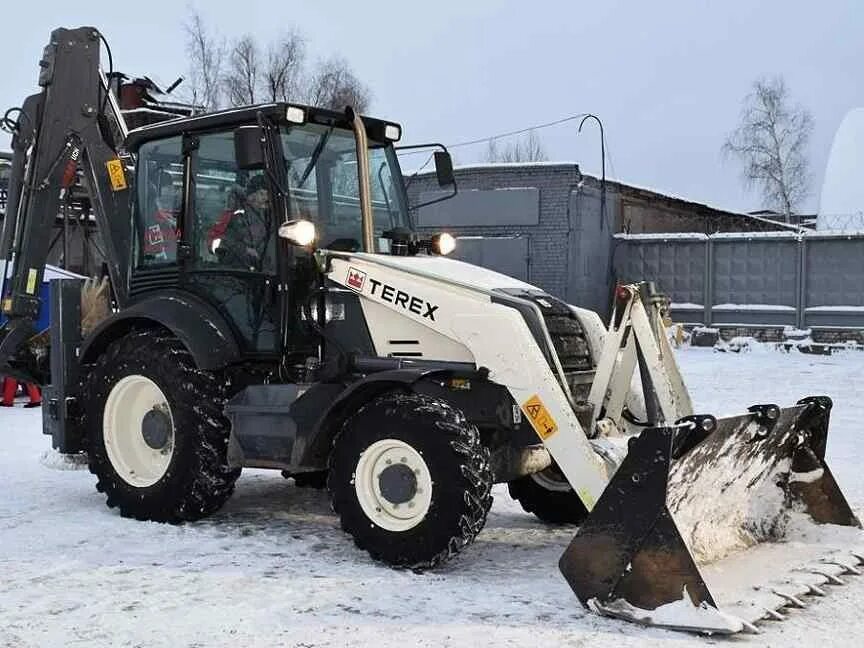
[818, 108, 864, 230]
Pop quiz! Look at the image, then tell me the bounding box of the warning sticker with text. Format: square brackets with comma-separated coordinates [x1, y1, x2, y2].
[106, 159, 128, 191]
[521, 394, 558, 441]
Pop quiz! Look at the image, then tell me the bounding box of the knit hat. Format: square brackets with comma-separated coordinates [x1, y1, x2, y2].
[245, 174, 268, 196]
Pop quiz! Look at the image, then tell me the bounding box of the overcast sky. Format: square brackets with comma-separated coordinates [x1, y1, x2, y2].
[2, 1, 860, 213]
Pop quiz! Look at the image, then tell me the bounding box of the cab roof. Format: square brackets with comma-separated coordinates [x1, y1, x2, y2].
[124, 102, 401, 152]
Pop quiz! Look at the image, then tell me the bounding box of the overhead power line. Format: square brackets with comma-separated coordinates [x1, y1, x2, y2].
[398, 111, 590, 157]
[446, 112, 590, 149]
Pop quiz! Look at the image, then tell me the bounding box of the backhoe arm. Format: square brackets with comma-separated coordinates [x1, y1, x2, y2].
[0, 26, 133, 376]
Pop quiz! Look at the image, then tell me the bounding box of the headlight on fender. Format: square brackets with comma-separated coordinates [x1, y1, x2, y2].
[431, 232, 456, 255]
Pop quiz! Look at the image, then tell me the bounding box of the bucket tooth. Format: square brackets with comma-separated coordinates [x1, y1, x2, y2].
[763, 608, 786, 621]
[772, 589, 806, 608]
[741, 620, 761, 634]
[810, 570, 844, 586]
[822, 560, 862, 576]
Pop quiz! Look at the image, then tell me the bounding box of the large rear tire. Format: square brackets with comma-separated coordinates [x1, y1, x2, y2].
[328, 392, 493, 569]
[508, 465, 588, 525]
[84, 329, 240, 522]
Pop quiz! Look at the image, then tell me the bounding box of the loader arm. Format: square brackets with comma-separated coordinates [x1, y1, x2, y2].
[588, 283, 693, 427]
[0, 27, 133, 375]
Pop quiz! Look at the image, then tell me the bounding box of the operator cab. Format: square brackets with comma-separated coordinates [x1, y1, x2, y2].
[127, 103, 454, 265]
[124, 103, 455, 362]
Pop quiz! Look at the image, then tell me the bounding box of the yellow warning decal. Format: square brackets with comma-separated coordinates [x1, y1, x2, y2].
[26, 269, 38, 294]
[521, 394, 558, 441]
[106, 159, 127, 191]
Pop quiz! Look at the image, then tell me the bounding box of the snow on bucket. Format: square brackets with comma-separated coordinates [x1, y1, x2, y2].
[559, 397, 862, 634]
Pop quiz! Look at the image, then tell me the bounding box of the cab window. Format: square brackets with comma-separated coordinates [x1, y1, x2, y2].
[134, 137, 183, 266]
[192, 131, 276, 274]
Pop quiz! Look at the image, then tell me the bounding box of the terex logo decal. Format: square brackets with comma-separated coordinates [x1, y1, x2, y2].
[346, 266, 366, 292]
[369, 278, 439, 321]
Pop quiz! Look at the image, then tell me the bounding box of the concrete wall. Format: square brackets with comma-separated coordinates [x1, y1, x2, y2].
[615, 232, 864, 330]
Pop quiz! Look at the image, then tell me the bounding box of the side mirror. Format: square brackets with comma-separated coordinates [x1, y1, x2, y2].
[434, 151, 454, 187]
[234, 126, 266, 171]
[396, 143, 459, 212]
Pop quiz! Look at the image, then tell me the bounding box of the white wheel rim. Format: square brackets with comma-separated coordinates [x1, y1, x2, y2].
[354, 439, 433, 532]
[530, 466, 573, 493]
[103, 375, 175, 488]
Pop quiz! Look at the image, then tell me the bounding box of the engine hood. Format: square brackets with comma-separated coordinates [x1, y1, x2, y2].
[346, 253, 541, 294]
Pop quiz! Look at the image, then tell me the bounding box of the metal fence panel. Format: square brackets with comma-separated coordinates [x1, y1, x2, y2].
[710, 237, 799, 326]
[804, 237, 864, 328]
[712, 238, 798, 306]
[615, 237, 707, 309]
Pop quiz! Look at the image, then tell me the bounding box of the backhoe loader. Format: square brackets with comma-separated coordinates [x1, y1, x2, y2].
[1, 26, 862, 635]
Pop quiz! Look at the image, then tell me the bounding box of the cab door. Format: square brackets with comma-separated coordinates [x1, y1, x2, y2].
[181, 131, 279, 356]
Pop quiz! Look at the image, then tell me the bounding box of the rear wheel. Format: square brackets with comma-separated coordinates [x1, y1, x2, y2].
[84, 329, 240, 522]
[508, 464, 589, 524]
[328, 392, 493, 569]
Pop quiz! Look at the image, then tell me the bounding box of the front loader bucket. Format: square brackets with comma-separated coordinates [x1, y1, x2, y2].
[560, 396, 864, 634]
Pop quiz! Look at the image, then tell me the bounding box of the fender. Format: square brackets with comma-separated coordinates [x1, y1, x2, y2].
[299, 366, 477, 467]
[79, 290, 241, 370]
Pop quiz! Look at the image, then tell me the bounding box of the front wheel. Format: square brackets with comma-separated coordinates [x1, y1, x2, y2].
[85, 329, 240, 522]
[328, 392, 493, 569]
[508, 465, 588, 524]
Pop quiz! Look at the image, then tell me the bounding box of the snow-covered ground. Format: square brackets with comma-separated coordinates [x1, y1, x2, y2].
[2, 347, 864, 647]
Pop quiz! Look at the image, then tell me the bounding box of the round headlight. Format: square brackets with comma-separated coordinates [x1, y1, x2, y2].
[432, 232, 456, 255]
[279, 219, 317, 247]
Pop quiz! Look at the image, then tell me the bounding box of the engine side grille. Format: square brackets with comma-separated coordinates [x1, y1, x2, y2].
[526, 296, 593, 372]
[129, 268, 180, 298]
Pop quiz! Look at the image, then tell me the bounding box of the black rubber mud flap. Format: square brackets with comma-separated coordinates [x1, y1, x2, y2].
[558, 426, 715, 612]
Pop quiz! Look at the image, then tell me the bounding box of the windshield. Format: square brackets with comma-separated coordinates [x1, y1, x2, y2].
[280, 124, 410, 252]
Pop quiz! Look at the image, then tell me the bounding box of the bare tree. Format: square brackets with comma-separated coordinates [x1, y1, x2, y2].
[182, 11, 372, 113]
[223, 35, 260, 107]
[306, 56, 371, 112]
[262, 30, 306, 102]
[723, 76, 813, 221]
[184, 10, 226, 112]
[485, 130, 548, 163]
